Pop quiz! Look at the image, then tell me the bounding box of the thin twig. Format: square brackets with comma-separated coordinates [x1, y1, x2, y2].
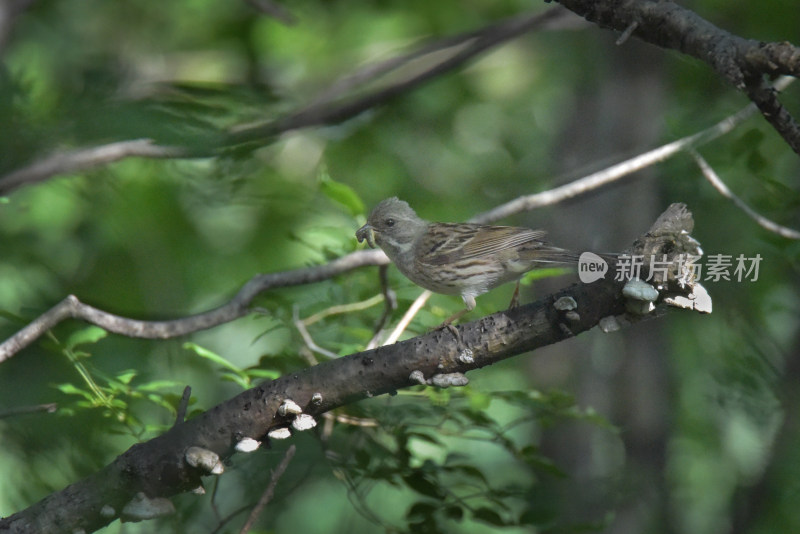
[210, 476, 223, 523]
[366, 265, 397, 349]
[616, 21, 639, 45]
[322, 411, 378, 427]
[174, 386, 192, 426]
[302, 293, 385, 326]
[298, 346, 318, 367]
[0, 9, 568, 195]
[0, 249, 388, 362]
[0, 402, 58, 419]
[239, 444, 297, 534]
[293, 306, 340, 360]
[0, 139, 187, 196]
[691, 150, 800, 239]
[225, 8, 569, 143]
[470, 77, 798, 225]
[307, 7, 574, 110]
[320, 410, 378, 440]
[382, 290, 432, 346]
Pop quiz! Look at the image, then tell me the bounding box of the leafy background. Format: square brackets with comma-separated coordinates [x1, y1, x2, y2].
[1, 1, 799, 533]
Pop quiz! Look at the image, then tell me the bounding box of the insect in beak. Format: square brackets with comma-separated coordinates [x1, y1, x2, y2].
[356, 224, 377, 248]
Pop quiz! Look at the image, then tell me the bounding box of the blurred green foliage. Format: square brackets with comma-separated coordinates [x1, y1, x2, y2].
[1, 1, 799, 533]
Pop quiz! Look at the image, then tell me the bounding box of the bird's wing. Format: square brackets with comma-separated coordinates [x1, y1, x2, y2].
[420, 224, 547, 266]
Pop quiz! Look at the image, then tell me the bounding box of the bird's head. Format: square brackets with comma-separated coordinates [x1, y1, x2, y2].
[356, 197, 427, 256]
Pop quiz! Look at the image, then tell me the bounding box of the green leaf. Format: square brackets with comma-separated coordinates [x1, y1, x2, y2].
[467, 390, 491, 411]
[444, 464, 488, 485]
[406, 501, 437, 521]
[220, 371, 250, 389]
[473, 507, 507, 526]
[403, 472, 444, 499]
[54, 383, 94, 400]
[521, 267, 572, 285]
[183, 342, 242, 373]
[407, 431, 442, 447]
[444, 505, 464, 521]
[244, 369, 281, 380]
[137, 380, 184, 392]
[519, 445, 567, 477]
[0, 310, 26, 323]
[146, 393, 177, 412]
[319, 169, 365, 216]
[114, 370, 137, 385]
[65, 326, 108, 350]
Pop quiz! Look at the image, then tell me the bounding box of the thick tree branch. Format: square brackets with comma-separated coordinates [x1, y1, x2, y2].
[0, 203, 704, 534]
[555, 0, 800, 154]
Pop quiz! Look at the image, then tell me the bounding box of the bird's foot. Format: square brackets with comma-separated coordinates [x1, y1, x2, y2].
[435, 323, 473, 368]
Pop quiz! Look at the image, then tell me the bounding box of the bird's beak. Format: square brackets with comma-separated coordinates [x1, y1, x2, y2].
[356, 224, 377, 248]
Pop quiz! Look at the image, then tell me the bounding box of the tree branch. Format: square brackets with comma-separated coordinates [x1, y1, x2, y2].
[0, 249, 389, 362]
[0, 202, 705, 534]
[4, 2, 799, 195]
[238, 444, 296, 534]
[0, 8, 571, 196]
[554, 0, 800, 154]
[1, 90, 776, 362]
[225, 8, 571, 144]
[690, 150, 800, 239]
[471, 92, 763, 224]
[0, 139, 187, 196]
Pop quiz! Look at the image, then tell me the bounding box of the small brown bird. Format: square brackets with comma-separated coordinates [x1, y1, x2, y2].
[356, 197, 575, 323]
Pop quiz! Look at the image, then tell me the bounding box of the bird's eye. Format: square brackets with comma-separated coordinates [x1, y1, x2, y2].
[385, 218, 395, 227]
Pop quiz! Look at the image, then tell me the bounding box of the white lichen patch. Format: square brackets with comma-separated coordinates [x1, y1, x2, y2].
[623, 279, 659, 315]
[599, 316, 621, 333]
[409, 370, 426, 385]
[429, 373, 469, 388]
[120, 492, 175, 523]
[664, 282, 712, 313]
[185, 446, 224, 475]
[235, 437, 260, 453]
[554, 296, 578, 311]
[457, 348, 474, 364]
[291, 414, 317, 431]
[278, 399, 303, 416]
[622, 279, 659, 302]
[100, 505, 115, 518]
[268, 427, 292, 440]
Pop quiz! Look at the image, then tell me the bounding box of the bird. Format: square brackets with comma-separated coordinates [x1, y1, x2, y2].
[355, 197, 576, 324]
